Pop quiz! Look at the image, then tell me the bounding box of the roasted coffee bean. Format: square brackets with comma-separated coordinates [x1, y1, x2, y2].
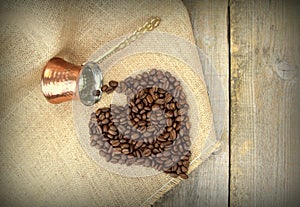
[137, 103, 144, 109]
[109, 80, 118, 88]
[178, 107, 188, 115]
[162, 78, 170, 88]
[108, 146, 113, 154]
[110, 158, 119, 164]
[142, 149, 152, 157]
[97, 140, 104, 148]
[90, 140, 97, 146]
[131, 133, 139, 140]
[165, 110, 173, 118]
[99, 150, 106, 157]
[162, 150, 171, 157]
[111, 140, 120, 147]
[181, 166, 188, 173]
[136, 158, 145, 165]
[109, 125, 117, 131]
[174, 81, 180, 87]
[102, 118, 109, 125]
[149, 144, 156, 150]
[117, 81, 127, 93]
[171, 155, 179, 163]
[157, 136, 165, 142]
[155, 98, 164, 105]
[165, 71, 171, 78]
[90, 135, 99, 142]
[108, 128, 117, 136]
[166, 118, 173, 127]
[93, 89, 101, 96]
[99, 113, 105, 121]
[118, 139, 126, 144]
[176, 167, 182, 175]
[144, 159, 151, 167]
[146, 95, 153, 103]
[136, 150, 142, 158]
[152, 148, 160, 154]
[113, 149, 122, 154]
[165, 127, 172, 134]
[121, 143, 129, 149]
[102, 107, 110, 112]
[107, 134, 114, 139]
[104, 112, 110, 119]
[169, 173, 179, 178]
[101, 85, 109, 92]
[104, 141, 110, 149]
[183, 160, 189, 167]
[122, 149, 130, 155]
[178, 144, 184, 152]
[118, 159, 126, 164]
[177, 160, 183, 166]
[106, 86, 115, 94]
[156, 164, 163, 171]
[170, 164, 177, 172]
[179, 173, 188, 179]
[149, 68, 157, 76]
[186, 121, 191, 130]
[163, 132, 170, 139]
[169, 76, 176, 83]
[134, 141, 143, 149]
[164, 159, 174, 168]
[169, 103, 176, 110]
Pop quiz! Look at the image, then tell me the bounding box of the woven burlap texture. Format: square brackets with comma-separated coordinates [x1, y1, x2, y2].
[0, 0, 219, 206]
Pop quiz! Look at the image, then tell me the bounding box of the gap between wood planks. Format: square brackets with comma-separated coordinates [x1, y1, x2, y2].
[227, 1, 231, 207]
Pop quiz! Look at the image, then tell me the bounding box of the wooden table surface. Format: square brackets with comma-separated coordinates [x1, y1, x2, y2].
[154, 0, 300, 206]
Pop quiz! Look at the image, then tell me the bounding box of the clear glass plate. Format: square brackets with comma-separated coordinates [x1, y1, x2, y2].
[73, 32, 225, 177]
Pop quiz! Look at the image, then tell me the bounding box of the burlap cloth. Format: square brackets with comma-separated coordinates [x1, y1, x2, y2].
[0, 0, 220, 206]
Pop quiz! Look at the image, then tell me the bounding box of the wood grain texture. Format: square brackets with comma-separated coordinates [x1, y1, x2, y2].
[230, 0, 300, 206]
[154, 0, 229, 206]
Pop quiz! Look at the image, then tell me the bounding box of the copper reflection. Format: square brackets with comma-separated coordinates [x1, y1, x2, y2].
[41, 57, 82, 104]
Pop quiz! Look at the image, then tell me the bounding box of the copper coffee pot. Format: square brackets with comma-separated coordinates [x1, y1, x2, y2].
[40, 17, 160, 106]
[41, 57, 103, 106]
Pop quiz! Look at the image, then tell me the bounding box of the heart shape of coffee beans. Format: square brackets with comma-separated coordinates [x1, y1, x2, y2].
[89, 69, 191, 179]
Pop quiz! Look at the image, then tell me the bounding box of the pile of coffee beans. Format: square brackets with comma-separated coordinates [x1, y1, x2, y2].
[89, 69, 192, 179]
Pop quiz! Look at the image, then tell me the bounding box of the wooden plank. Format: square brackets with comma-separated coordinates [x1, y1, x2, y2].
[230, 0, 300, 206]
[154, 0, 229, 206]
